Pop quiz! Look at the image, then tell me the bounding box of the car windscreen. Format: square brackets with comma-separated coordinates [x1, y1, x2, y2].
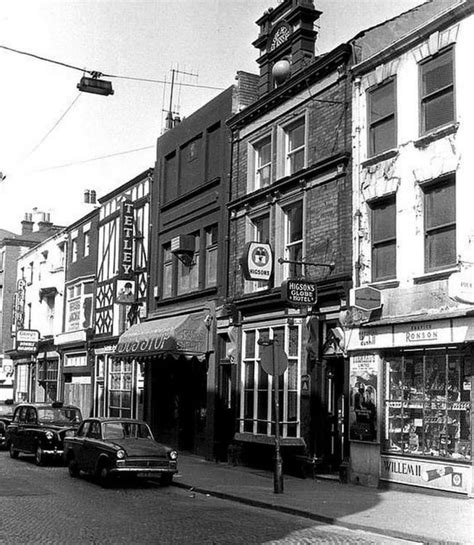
[103, 422, 153, 441]
[37, 408, 82, 425]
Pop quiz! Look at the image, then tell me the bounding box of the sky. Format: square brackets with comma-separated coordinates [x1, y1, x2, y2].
[0, 0, 425, 233]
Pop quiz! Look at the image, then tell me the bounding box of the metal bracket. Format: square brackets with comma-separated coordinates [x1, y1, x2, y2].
[278, 257, 335, 271]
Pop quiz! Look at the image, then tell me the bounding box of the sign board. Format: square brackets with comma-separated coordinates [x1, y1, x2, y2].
[15, 329, 40, 353]
[240, 242, 273, 282]
[260, 343, 288, 376]
[281, 279, 317, 306]
[119, 199, 134, 278]
[349, 286, 382, 311]
[448, 271, 474, 304]
[115, 279, 136, 304]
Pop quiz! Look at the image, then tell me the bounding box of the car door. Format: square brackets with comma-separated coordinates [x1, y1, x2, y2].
[24, 407, 38, 454]
[8, 406, 24, 450]
[82, 421, 102, 472]
[73, 421, 89, 470]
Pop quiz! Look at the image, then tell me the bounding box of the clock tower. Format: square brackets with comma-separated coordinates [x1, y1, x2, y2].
[253, 0, 321, 96]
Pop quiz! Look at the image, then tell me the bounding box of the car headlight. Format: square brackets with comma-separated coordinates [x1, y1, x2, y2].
[116, 449, 125, 459]
[45, 431, 54, 441]
[169, 450, 178, 461]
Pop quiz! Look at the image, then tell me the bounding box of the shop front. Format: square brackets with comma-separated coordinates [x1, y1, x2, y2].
[115, 306, 215, 458]
[346, 315, 473, 495]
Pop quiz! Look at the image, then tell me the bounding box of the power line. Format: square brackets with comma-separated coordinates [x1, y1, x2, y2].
[29, 145, 155, 173]
[0, 44, 226, 91]
[22, 93, 82, 161]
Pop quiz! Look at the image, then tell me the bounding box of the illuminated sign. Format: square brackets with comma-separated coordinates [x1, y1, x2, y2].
[15, 329, 40, 353]
[240, 242, 273, 282]
[119, 199, 134, 278]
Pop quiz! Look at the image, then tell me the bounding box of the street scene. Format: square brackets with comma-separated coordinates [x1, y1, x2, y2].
[1, 0, 474, 543]
[0, 448, 424, 545]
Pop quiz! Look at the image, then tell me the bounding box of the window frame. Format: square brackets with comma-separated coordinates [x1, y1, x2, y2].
[283, 200, 304, 279]
[367, 78, 397, 157]
[204, 225, 218, 288]
[285, 117, 306, 176]
[370, 194, 397, 282]
[254, 135, 272, 190]
[419, 47, 455, 136]
[422, 174, 456, 273]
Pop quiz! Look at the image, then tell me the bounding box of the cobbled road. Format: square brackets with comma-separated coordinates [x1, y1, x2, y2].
[0, 451, 416, 544]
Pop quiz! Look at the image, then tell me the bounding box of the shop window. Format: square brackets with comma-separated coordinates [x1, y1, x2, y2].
[205, 225, 218, 288]
[253, 136, 272, 190]
[109, 359, 132, 418]
[285, 118, 305, 175]
[423, 175, 456, 272]
[37, 359, 58, 402]
[420, 47, 454, 134]
[371, 195, 396, 281]
[240, 323, 301, 438]
[368, 78, 396, 157]
[384, 351, 471, 461]
[283, 201, 303, 278]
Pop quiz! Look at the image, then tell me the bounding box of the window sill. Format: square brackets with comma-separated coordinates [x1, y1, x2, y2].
[362, 148, 399, 168]
[413, 266, 459, 284]
[414, 122, 459, 149]
[370, 279, 399, 290]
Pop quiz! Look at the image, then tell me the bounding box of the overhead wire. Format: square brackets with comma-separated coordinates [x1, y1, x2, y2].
[0, 44, 226, 90]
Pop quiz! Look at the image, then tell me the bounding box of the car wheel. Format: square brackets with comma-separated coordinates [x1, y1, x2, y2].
[68, 458, 80, 478]
[9, 442, 19, 459]
[35, 446, 46, 466]
[98, 464, 112, 488]
[160, 473, 173, 486]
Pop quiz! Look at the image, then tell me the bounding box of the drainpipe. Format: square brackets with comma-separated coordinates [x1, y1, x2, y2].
[353, 76, 362, 288]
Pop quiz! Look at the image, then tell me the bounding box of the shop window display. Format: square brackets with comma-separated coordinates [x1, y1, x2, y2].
[384, 351, 471, 461]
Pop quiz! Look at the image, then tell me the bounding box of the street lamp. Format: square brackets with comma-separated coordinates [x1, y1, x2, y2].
[77, 74, 114, 96]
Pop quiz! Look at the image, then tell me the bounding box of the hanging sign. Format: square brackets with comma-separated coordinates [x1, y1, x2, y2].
[15, 329, 40, 353]
[240, 242, 273, 281]
[119, 199, 134, 278]
[282, 279, 317, 306]
[349, 286, 382, 311]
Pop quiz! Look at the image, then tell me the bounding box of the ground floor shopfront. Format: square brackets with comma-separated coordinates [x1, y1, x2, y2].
[114, 303, 216, 458]
[224, 289, 350, 475]
[346, 314, 473, 496]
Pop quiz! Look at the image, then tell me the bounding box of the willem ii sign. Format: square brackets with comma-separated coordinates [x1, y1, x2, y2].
[119, 199, 134, 278]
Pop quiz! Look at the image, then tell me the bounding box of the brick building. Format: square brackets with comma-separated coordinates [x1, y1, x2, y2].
[226, 0, 353, 473]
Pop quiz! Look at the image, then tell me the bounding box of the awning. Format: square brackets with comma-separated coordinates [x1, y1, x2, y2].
[115, 311, 210, 360]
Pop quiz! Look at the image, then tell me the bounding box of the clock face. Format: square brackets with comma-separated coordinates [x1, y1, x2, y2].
[270, 25, 290, 51]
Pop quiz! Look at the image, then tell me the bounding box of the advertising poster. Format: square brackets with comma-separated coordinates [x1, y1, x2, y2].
[349, 354, 378, 442]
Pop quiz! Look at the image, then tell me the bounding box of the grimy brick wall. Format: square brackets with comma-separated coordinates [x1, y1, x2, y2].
[228, 73, 352, 297]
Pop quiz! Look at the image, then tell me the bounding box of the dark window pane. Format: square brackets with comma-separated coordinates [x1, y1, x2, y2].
[373, 242, 396, 281]
[426, 227, 456, 270]
[288, 203, 303, 242]
[423, 91, 454, 132]
[422, 51, 453, 95]
[370, 81, 395, 122]
[289, 149, 304, 173]
[370, 118, 396, 156]
[373, 199, 396, 241]
[289, 123, 305, 150]
[425, 181, 455, 229]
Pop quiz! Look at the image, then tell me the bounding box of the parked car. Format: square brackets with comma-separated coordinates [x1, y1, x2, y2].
[7, 401, 82, 465]
[63, 417, 178, 487]
[0, 400, 16, 449]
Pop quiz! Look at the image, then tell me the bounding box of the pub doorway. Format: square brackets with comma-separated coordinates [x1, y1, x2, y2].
[147, 355, 208, 454]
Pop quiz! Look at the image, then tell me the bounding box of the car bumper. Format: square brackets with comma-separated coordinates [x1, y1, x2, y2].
[110, 467, 178, 475]
[41, 448, 64, 457]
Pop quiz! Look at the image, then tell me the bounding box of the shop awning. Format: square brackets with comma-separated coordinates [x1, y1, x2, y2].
[115, 311, 210, 360]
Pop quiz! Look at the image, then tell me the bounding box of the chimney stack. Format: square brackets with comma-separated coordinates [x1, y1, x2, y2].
[84, 190, 90, 203]
[37, 212, 53, 233]
[21, 213, 34, 235]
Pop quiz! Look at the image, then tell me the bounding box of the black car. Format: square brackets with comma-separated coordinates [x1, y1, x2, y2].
[0, 400, 16, 449]
[64, 417, 178, 487]
[7, 401, 82, 465]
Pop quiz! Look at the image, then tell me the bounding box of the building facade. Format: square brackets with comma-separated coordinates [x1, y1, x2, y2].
[55, 207, 99, 417]
[226, 0, 353, 473]
[347, 0, 474, 495]
[91, 169, 152, 421]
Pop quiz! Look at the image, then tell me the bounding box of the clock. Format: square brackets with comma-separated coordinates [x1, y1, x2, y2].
[270, 24, 290, 51]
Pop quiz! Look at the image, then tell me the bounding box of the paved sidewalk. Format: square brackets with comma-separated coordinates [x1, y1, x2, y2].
[172, 454, 473, 545]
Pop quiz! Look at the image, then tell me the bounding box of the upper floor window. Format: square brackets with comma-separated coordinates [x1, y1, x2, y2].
[254, 136, 272, 189]
[420, 48, 454, 134]
[66, 280, 94, 332]
[84, 230, 90, 257]
[177, 233, 199, 296]
[368, 79, 396, 157]
[71, 237, 78, 262]
[162, 244, 173, 299]
[27, 262, 34, 285]
[284, 201, 303, 278]
[205, 225, 218, 288]
[370, 195, 396, 281]
[423, 175, 456, 272]
[285, 119, 305, 175]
